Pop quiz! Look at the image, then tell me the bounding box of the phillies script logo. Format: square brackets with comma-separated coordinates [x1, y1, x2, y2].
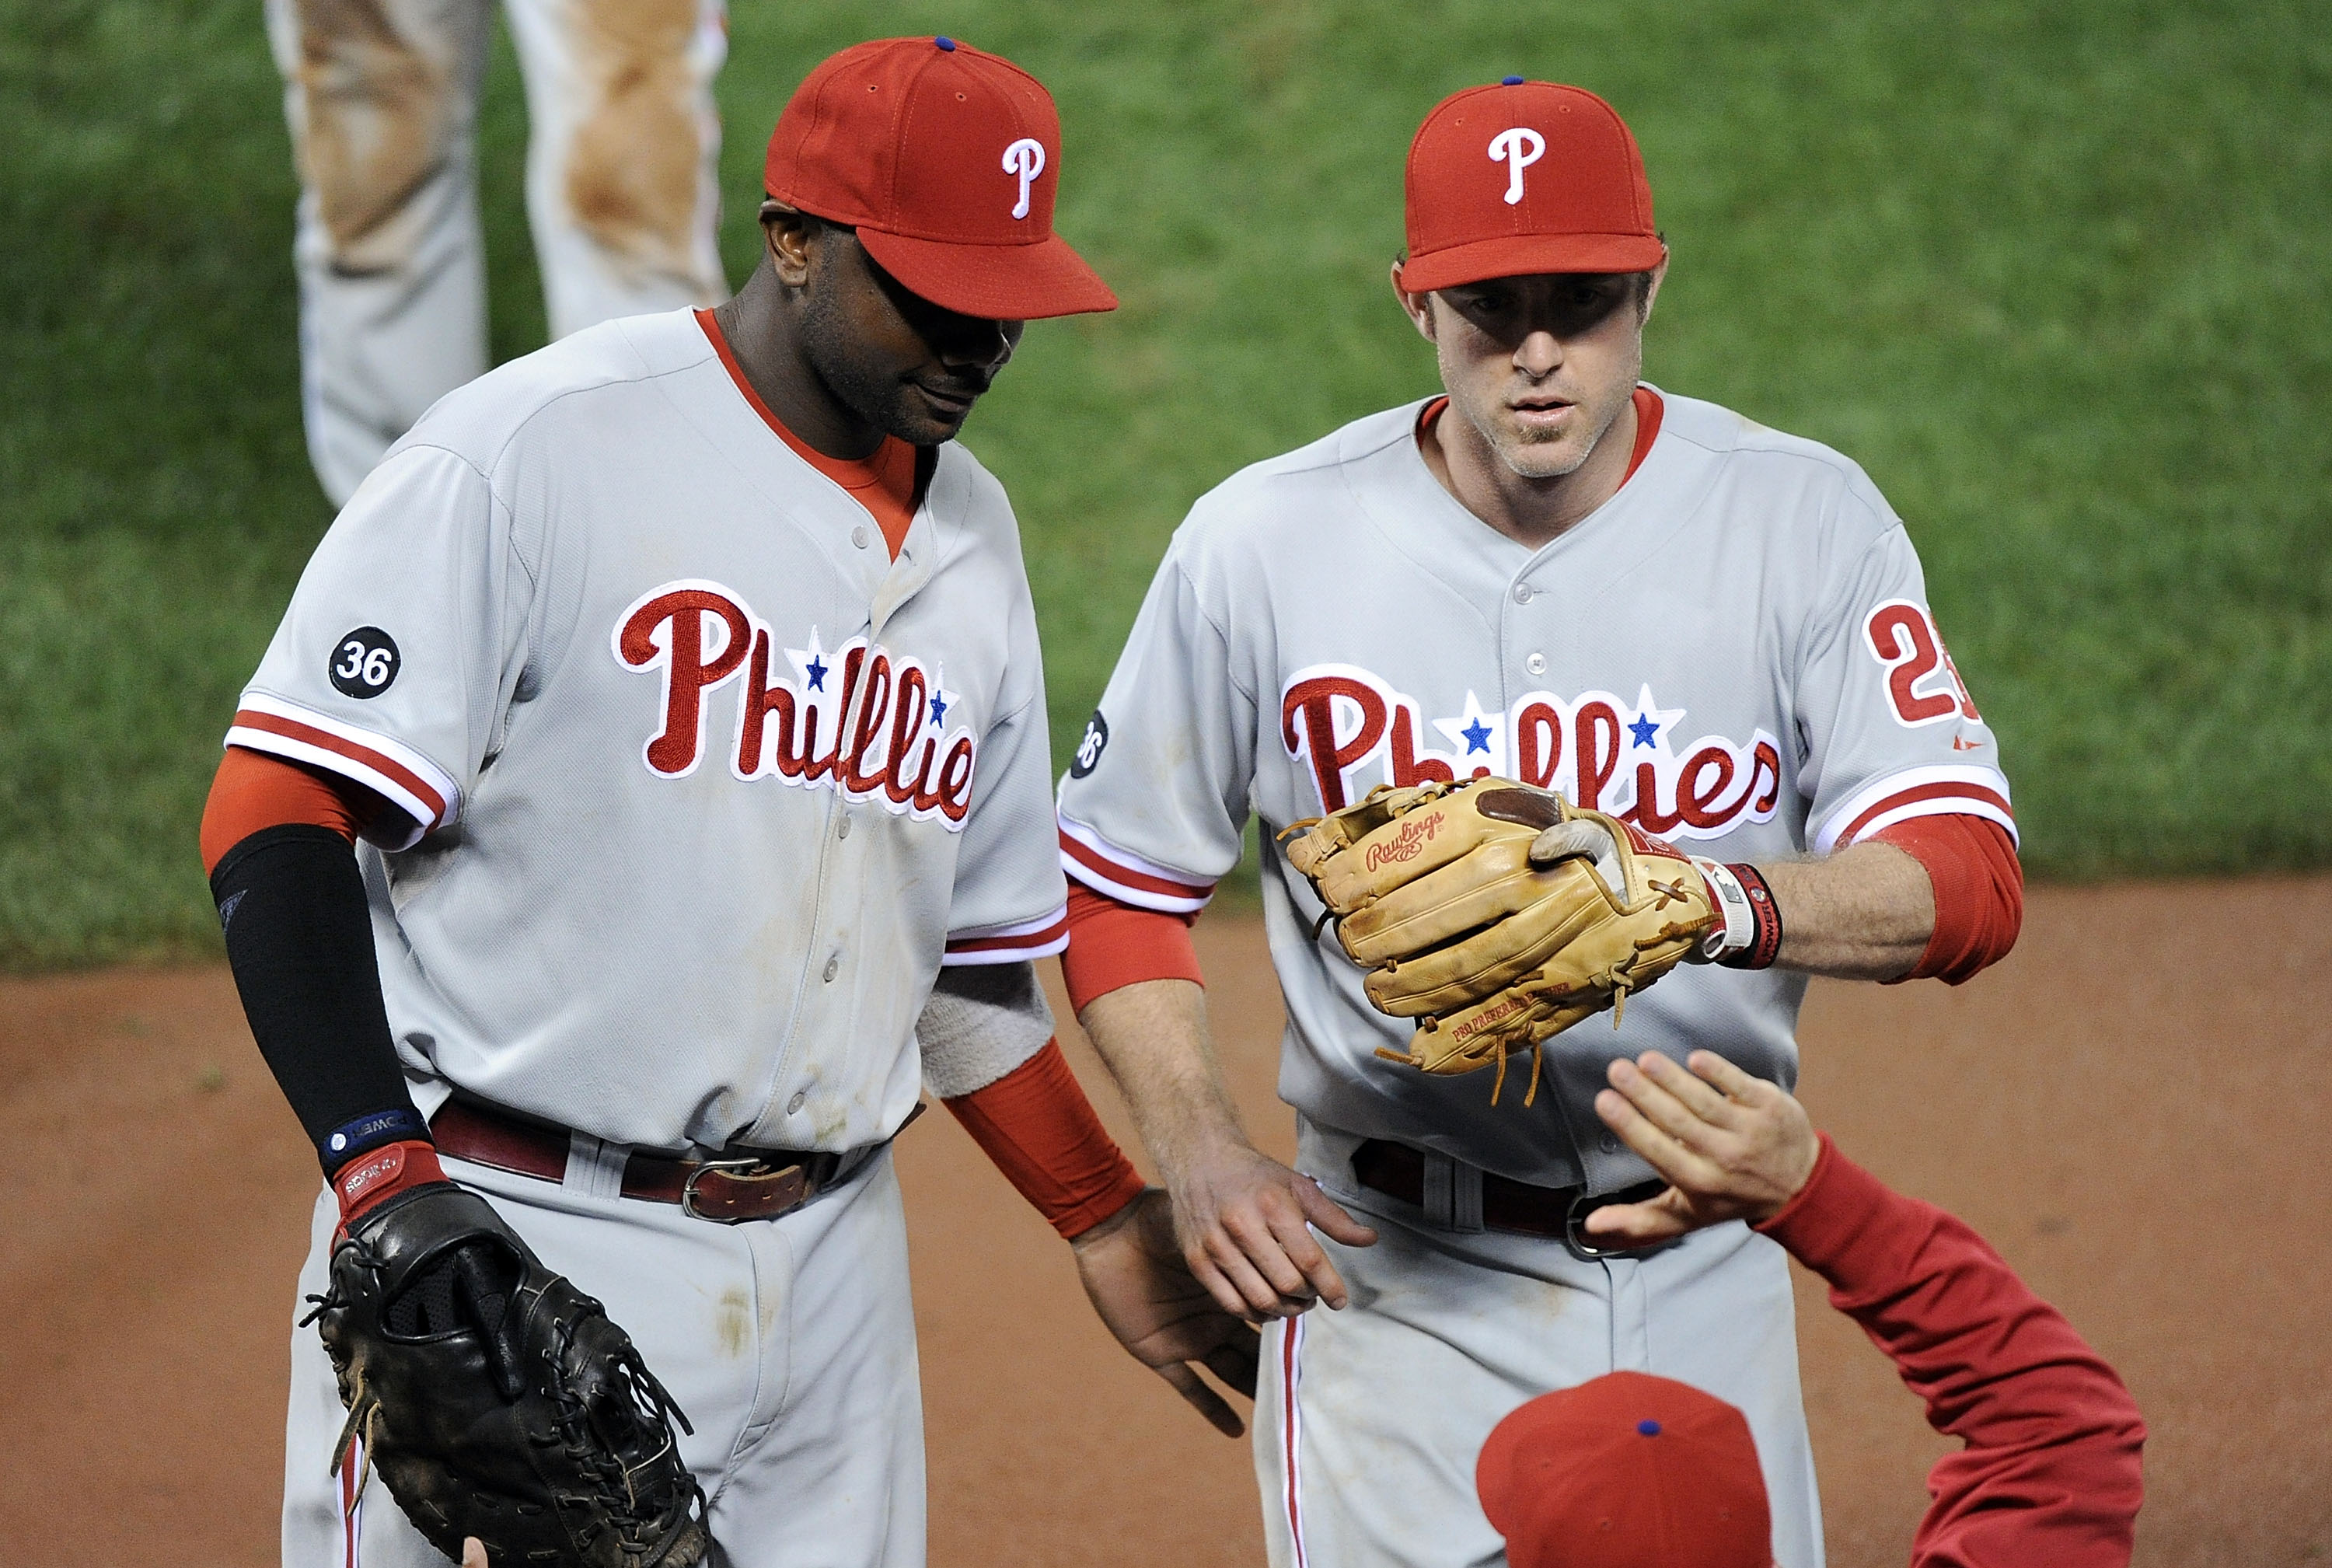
[1365, 814, 1444, 871]
[614, 580, 978, 826]
[1280, 663, 1783, 842]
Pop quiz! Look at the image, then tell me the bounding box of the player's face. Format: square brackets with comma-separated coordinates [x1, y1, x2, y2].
[800, 228, 1027, 447]
[1409, 269, 1659, 482]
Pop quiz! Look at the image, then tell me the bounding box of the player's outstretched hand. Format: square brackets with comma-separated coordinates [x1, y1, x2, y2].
[1584, 1049, 1820, 1245]
[1073, 1188, 1264, 1437]
[461, 1540, 488, 1568]
[1165, 1142, 1377, 1320]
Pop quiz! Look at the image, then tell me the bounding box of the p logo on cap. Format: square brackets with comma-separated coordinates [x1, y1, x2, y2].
[1488, 127, 1545, 204]
[1002, 138, 1046, 219]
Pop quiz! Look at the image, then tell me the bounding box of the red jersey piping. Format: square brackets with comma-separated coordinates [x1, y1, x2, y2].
[693, 308, 921, 559]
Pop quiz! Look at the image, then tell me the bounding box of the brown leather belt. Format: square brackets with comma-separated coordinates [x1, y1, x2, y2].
[1350, 1138, 1665, 1256]
[431, 1098, 843, 1224]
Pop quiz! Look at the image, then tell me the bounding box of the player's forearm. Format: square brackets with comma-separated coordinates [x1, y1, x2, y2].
[1753, 840, 1933, 980]
[1075, 978, 1254, 1182]
[1761, 1137, 2145, 1564]
[202, 749, 434, 1194]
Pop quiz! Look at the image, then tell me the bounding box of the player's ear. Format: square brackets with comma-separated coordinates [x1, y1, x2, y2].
[1391, 261, 1437, 342]
[1639, 250, 1670, 325]
[761, 201, 819, 290]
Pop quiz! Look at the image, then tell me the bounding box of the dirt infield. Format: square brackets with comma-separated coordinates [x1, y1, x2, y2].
[2, 878, 2327, 1566]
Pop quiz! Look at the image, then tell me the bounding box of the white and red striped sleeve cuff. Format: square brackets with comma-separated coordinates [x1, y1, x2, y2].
[943, 902, 1071, 966]
[223, 693, 461, 852]
[1814, 764, 2016, 854]
[1057, 815, 1217, 914]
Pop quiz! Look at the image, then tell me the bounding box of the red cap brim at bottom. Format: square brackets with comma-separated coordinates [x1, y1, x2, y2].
[1398, 231, 1667, 292]
[857, 228, 1119, 320]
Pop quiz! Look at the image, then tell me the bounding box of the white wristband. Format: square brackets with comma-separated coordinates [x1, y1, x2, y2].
[1691, 857, 1756, 961]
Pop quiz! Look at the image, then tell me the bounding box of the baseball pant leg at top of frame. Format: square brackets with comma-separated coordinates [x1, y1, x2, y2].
[1251, 1118, 1823, 1568]
[281, 1137, 925, 1568]
[266, 0, 494, 507]
[498, 0, 728, 341]
[265, 0, 728, 508]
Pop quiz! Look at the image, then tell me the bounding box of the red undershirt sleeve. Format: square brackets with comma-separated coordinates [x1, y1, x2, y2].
[1059, 882, 1205, 1015]
[942, 1039, 1147, 1239]
[1871, 815, 2024, 984]
[201, 745, 386, 873]
[1758, 1137, 2145, 1567]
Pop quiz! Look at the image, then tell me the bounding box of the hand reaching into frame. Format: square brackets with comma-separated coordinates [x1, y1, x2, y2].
[1583, 1049, 1821, 1247]
[1164, 1140, 1378, 1320]
[1071, 1187, 1265, 1436]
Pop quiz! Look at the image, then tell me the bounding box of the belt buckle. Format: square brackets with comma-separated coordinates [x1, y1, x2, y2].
[681, 1156, 803, 1224]
[1562, 1182, 1663, 1262]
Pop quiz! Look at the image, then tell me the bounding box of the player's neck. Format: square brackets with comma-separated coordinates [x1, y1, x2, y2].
[710, 278, 887, 463]
[1421, 393, 1639, 551]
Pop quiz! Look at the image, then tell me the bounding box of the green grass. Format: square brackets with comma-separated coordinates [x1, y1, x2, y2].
[2, 0, 2327, 966]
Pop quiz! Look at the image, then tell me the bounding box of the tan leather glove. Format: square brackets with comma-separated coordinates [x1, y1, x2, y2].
[1282, 778, 1718, 1105]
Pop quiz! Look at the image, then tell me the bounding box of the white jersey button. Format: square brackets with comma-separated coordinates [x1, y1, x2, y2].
[822, 955, 840, 983]
[787, 1090, 807, 1114]
[837, 815, 851, 840]
[851, 525, 871, 550]
[1513, 583, 1535, 605]
[1524, 651, 1547, 676]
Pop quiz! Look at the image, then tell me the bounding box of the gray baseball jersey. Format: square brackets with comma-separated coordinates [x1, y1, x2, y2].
[228, 307, 1069, 1158]
[1056, 388, 2010, 1194]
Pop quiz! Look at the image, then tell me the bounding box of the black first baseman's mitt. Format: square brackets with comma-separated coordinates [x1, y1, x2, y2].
[305, 1182, 709, 1567]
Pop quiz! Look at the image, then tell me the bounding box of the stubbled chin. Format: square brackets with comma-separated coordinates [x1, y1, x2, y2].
[1495, 435, 1587, 480]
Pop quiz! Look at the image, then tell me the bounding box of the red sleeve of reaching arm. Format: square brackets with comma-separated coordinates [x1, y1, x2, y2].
[1758, 1137, 2145, 1568]
[199, 746, 387, 875]
[1873, 815, 2023, 984]
[943, 1039, 1148, 1240]
[1059, 882, 1205, 1015]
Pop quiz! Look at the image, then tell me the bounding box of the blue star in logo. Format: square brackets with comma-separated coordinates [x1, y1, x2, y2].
[805, 656, 827, 691]
[1461, 718, 1493, 754]
[930, 691, 948, 727]
[1629, 714, 1661, 749]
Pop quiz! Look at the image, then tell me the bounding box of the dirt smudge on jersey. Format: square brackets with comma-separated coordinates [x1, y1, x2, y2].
[714, 1284, 751, 1360]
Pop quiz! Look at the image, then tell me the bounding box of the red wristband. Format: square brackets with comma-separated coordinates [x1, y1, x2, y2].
[944, 1040, 1146, 1239]
[332, 1138, 448, 1225]
[1719, 863, 1784, 970]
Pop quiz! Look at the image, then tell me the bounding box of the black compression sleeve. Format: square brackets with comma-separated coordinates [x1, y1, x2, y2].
[210, 824, 426, 1175]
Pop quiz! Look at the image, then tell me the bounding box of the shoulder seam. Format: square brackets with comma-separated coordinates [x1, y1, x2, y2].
[389, 438, 539, 590]
[475, 355, 712, 478]
[1203, 402, 1422, 494]
[1171, 553, 1257, 704]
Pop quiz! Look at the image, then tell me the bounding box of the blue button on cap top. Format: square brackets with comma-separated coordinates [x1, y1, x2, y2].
[1503, 75, 1525, 85]
[935, 36, 958, 51]
[1637, 1419, 1663, 1437]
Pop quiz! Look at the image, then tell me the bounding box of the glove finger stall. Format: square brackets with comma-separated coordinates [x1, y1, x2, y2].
[1357, 861, 1615, 1015]
[1339, 839, 1587, 966]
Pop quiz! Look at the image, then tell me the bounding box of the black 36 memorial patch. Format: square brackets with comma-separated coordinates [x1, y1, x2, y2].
[328, 627, 401, 699]
[1070, 710, 1109, 778]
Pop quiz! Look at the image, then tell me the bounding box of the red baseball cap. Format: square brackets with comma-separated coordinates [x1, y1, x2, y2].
[1476, 1373, 1772, 1568]
[763, 36, 1117, 320]
[1401, 79, 1662, 292]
